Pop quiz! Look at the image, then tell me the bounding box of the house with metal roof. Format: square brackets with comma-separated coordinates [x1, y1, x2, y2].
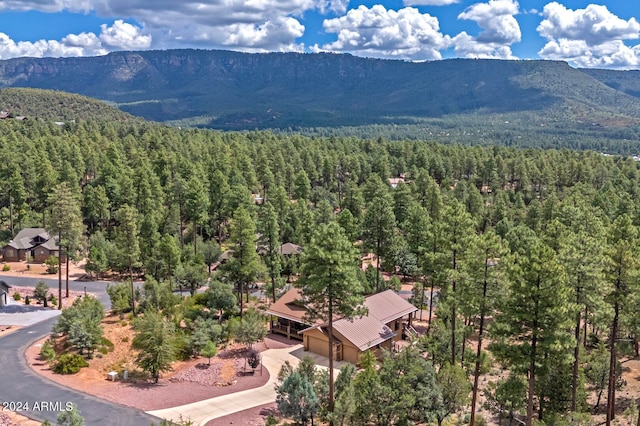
[266, 288, 418, 364]
[2, 228, 60, 263]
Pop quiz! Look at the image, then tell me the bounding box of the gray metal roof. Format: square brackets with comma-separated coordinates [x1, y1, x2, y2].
[280, 243, 302, 256]
[6, 228, 53, 250]
[39, 238, 60, 251]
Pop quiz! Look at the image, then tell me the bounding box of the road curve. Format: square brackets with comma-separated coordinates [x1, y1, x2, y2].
[0, 276, 158, 425]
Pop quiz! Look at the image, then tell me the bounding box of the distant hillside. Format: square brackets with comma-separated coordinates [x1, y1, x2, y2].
[581, 68, 640, 98]
[1, 50, 640, 137]
[0, 88, 136, 123]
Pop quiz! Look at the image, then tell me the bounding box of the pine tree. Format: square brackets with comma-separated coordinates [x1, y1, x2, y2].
[605, 214, 639, 425]
[132, 311, 177, 383]
[551, 205, 607, 412]
[258, 203, 283, 302]
[362, 189, 396, 293]
[221, 207, 262, 317]
[47, 182, 83, 308]
[298, 222, 366, 416]
[440, 199, 475, 365]
[490, 226, 574, 426]
[466, 230, 507, 425]
[185, 173, 209, 256]
[113, 204, 140, 315]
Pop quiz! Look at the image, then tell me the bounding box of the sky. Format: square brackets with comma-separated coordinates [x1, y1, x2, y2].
[0, 1, 638, 69]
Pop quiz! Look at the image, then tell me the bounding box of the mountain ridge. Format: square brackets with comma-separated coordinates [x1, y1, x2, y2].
[1, 49, 639, 132]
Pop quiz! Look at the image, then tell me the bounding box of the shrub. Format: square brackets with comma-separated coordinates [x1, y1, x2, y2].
[24, 295, 30, 305]
[100, 337, 115, 351]
[40, 340, 57, 363]
[52, 353, 89, 374]
[479, 350, 493, 375]
[49, 296, 57, 307]
[13, 292, 21, 301]
[3, 264, 10, 271]
[33, 281, 49, 307]
[474, 415, 487, 426]
[191, 293, 208, 306]
[106, 282, 131, 314]
[45, 255, 58, 274]
[265, 414, 279, 426]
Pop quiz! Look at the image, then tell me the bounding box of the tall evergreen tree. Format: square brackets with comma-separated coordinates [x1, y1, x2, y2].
[551, 205, 607, 412]
[258, 203, 283, 303]
[47, 182, 83, 308]
[362, 189, 396, 293]
[605, 214, 639, 425]
[466, 230, 507, 425]
[440, 199, 475, 365]
[490, 226, 574, 426]
[113, 204, 140, 315]
[298, 222, 366, 416]
[222, 207, 262, 316]
[185, 173, 209, 256]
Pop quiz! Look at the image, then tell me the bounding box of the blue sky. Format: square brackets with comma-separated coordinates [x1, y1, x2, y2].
[0, 1, 638, 69]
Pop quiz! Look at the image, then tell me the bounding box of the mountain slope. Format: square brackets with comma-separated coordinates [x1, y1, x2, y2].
[0, 87, 136, 122]
[1, 50, 640, 130]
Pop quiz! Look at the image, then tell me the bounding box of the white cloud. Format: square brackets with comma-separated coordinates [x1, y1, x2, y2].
[317, 0, 349, 14]
[320, 5, 451, 60]
[0, 0, 95, 13]
[537, 3, 640, 69]
[539, 39, 640, 69]
[222, 17, 305, 51]
[99, 20, 151, 50]
[451, 0, 520, 59]
[90, 0, 334, 52]
[0, 20, 150, 59]
[452, 32, 516, 59]
[0, 32, 107, 58]
[538, 3, 639, 45]
[0, 0, 345, 54]
[403, 0, 460, 5]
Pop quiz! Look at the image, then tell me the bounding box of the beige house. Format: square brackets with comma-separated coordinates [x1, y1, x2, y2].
[266, 288, 418, 364]
[265, 288, 316, 340]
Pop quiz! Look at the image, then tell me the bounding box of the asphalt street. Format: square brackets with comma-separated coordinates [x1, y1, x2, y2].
[0, 276, 159, 425]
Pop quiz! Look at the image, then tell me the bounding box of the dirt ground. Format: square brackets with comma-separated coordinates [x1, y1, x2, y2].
[25, 321, 295, 423]
[0, 259, 88, 281]
[1, 259, 284, 425]
[0, 411, 41, 426]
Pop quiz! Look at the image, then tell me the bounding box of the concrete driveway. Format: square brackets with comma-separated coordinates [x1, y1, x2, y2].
[148, 344, 304, 425]
[148, 343, 350, 426]
[0, 298, 61, 326]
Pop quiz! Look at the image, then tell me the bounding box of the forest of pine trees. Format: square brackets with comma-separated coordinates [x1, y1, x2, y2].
[3, 117, 640, 424]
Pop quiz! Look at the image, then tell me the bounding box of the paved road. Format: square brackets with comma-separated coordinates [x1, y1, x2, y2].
[0, 277, 159, 425]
